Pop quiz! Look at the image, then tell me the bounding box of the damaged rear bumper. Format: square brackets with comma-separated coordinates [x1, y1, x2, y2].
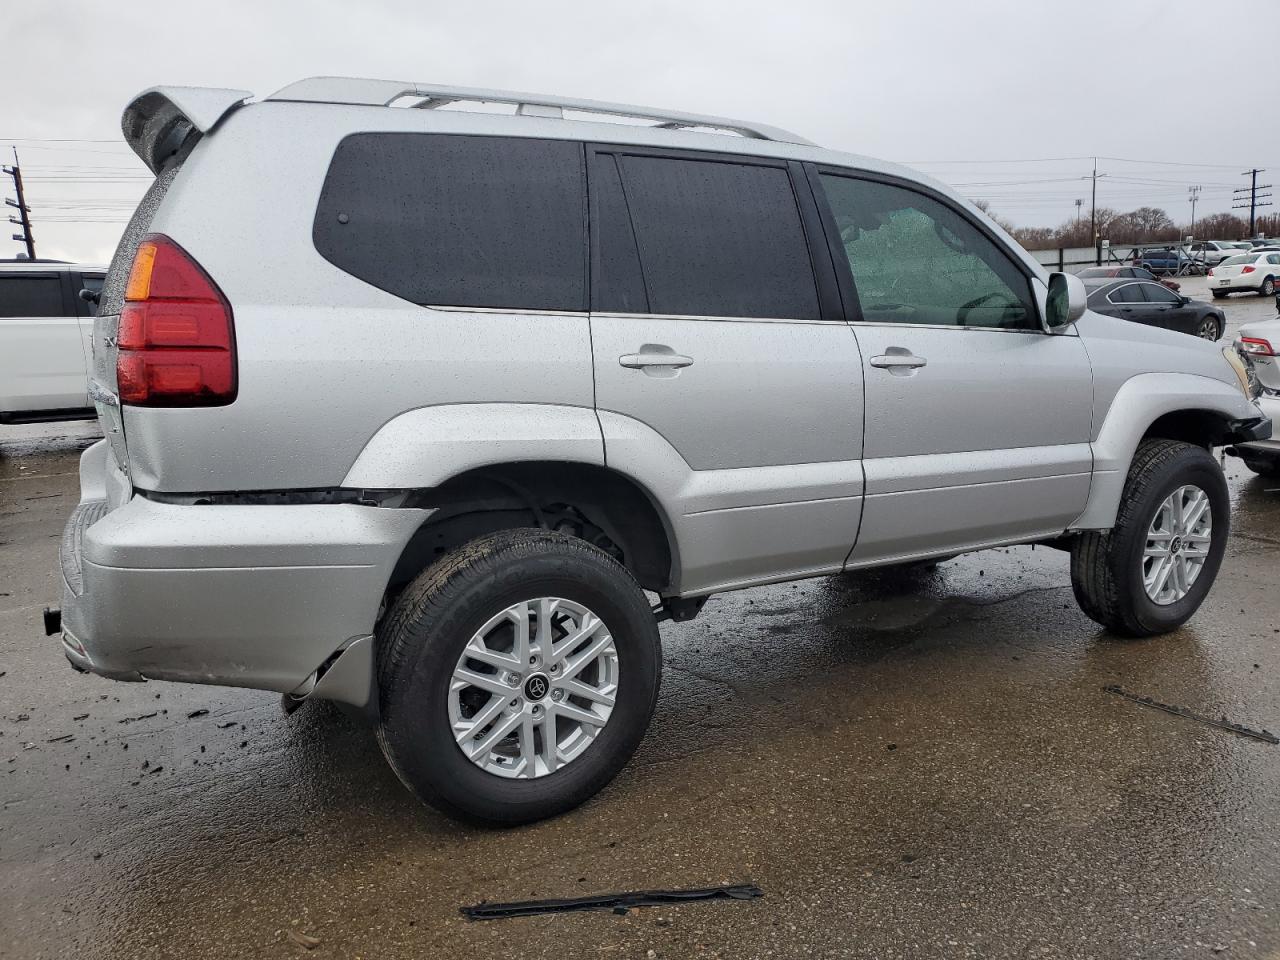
[57, 442, 426, 711]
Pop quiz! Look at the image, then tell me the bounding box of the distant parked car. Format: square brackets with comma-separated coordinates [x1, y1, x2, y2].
[1087, 279, 1225, 340]
[1249, 239, 1280, 249]
[1208, 252, 1280, 298]
[0, 261, 104, 424]
[1229, 242, 1253, 250]
[1077, 264, 1180, 291]
[1232, 313, 1280, 476]
[1187, 240, 1242, 267]
[1135, 247, 1198, 276]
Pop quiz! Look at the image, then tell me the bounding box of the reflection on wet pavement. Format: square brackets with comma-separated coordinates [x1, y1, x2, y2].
[3, 428, 1279, 959]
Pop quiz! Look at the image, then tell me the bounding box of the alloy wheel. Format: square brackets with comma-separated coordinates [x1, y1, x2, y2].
[448, 597, 619, 779]
[1142, 484, 1212, 605]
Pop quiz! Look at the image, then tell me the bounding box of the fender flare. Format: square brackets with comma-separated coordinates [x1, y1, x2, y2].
[1071, 372, 1256, 530]
[341, 403, 606, 488]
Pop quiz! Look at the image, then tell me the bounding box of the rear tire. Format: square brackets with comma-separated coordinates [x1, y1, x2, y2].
[1262, 277, 1276, 297]
[376, 529, 661, 825]
[1070, 439, 1228, 637]
[1211, 290, 1227, 300]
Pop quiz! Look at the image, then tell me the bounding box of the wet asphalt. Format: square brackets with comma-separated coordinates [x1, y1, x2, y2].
[2, 279, 1279, 960]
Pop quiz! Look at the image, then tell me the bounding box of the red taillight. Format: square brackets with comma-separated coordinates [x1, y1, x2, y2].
[116, 235, 236, 407]
[1207, 269, 1214, 277]
[1241, 337, 1275, 357]
[1242, 265, 1256, 274]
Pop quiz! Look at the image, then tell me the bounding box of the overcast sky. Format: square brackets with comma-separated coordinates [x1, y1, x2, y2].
[6, 0, 1277, 263]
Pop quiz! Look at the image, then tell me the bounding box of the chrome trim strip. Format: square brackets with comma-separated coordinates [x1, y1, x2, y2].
[591, 311, 846, 326]
[425, 304, 589, 317]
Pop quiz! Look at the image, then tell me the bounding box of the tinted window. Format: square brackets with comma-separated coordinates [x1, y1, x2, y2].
[1108, 283, 1145, 304]
[1078, 267, 1117, 279]
[819, 174, 1035, 329]
[1141, 282, 1180, 303]
[314, 134, 586, 311]
[0, 274, 65, 317]
[615, 154, 818, 319]
[1268, 254, 1280, 265]
[1132, 267, 1157, 281]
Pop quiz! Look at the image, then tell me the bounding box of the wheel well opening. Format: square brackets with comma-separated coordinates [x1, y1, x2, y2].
[387, 462, 675, 597]
[1142, 410, 1235, 450]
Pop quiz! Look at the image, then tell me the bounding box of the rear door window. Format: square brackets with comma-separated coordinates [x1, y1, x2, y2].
[314, 134, 587, 312]
[610, 153, 819, 319]
[1108, 283, 1145, 304]
[0, 274, 66, 317]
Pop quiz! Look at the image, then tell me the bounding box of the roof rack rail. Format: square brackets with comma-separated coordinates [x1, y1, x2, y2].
[266, 77, 816, 146]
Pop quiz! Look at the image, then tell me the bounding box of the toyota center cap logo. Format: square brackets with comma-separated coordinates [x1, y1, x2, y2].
[524, 674, 549, 701]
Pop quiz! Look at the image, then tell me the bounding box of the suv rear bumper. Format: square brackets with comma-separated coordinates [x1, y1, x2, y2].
[57, 443, 427, 701]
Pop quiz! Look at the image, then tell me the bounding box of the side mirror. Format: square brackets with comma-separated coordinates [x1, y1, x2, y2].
[1045, 272, 1086, 329]
[1179, 295, 1191, 306]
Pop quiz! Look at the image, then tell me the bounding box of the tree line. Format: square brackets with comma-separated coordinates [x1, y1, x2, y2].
[973, 201, 1280, 251]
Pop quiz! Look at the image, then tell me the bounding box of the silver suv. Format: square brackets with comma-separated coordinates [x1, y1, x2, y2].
[51, 78, 1268, 823]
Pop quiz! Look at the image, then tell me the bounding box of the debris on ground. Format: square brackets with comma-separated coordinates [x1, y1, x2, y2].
[461, 883, 764, 920]
[1104, 685, 1279, 744]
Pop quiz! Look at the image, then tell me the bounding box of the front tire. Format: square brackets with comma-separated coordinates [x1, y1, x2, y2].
[1070, 439, 1228, 637]
[376, 529, 661, 824]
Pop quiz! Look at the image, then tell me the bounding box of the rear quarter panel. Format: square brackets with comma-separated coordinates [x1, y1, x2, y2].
[122, 103, 595, 492]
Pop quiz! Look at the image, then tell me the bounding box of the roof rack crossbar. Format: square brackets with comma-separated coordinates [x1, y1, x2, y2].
[266, 77, 815, 146]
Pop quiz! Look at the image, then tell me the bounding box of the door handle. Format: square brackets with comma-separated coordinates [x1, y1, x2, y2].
[869, 353, 927, 369]
[619, 349, 694, 370]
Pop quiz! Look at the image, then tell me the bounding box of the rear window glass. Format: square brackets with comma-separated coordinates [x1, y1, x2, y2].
[615, 154, 819, 319]
[314, 134, 587, 312]
[0, 275, 65, 317]
[1220, 255, 1253, 266]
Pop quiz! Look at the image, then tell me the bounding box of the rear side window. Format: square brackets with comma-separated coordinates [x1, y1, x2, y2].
[0, 274, 65, 317]
[315, 134, 587, 312]
[613, 154, 819, 319]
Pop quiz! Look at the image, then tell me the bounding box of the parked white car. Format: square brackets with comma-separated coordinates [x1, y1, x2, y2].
[1187, 240, 1243, 267]
[1235, 314, 1280, 476]
[0, 261, 104, 423]
[1208, 252, 1280, 299]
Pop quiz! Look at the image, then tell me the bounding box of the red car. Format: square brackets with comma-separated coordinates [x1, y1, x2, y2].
[1077, 265, 1180, 292]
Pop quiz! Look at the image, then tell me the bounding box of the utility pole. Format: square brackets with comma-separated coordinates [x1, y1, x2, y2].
[1188, 184, 1201, 237]
[3, 148, 36, 260]
[1087, 159, 1107, 264]
[1233, 168, 1272, 237]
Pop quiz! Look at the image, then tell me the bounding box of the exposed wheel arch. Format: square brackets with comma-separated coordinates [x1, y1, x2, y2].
[385, 461, 678, 599]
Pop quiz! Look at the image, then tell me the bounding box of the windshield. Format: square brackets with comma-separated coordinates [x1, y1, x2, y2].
[1077, 267, 1117, 278]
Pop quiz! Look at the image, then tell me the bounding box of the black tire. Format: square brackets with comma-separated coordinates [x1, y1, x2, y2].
[376, 528, 661, 825]
[1240, 454, 1280, 478]
[1070, 439, 1228, 637]
[1211, 290, 1227, 300]
[1195, 314, 1221, 341]
[1262, 277, 1276, 297]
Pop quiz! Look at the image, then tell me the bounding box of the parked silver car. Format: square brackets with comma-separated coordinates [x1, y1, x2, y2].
[51, 78, 1268, 823]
